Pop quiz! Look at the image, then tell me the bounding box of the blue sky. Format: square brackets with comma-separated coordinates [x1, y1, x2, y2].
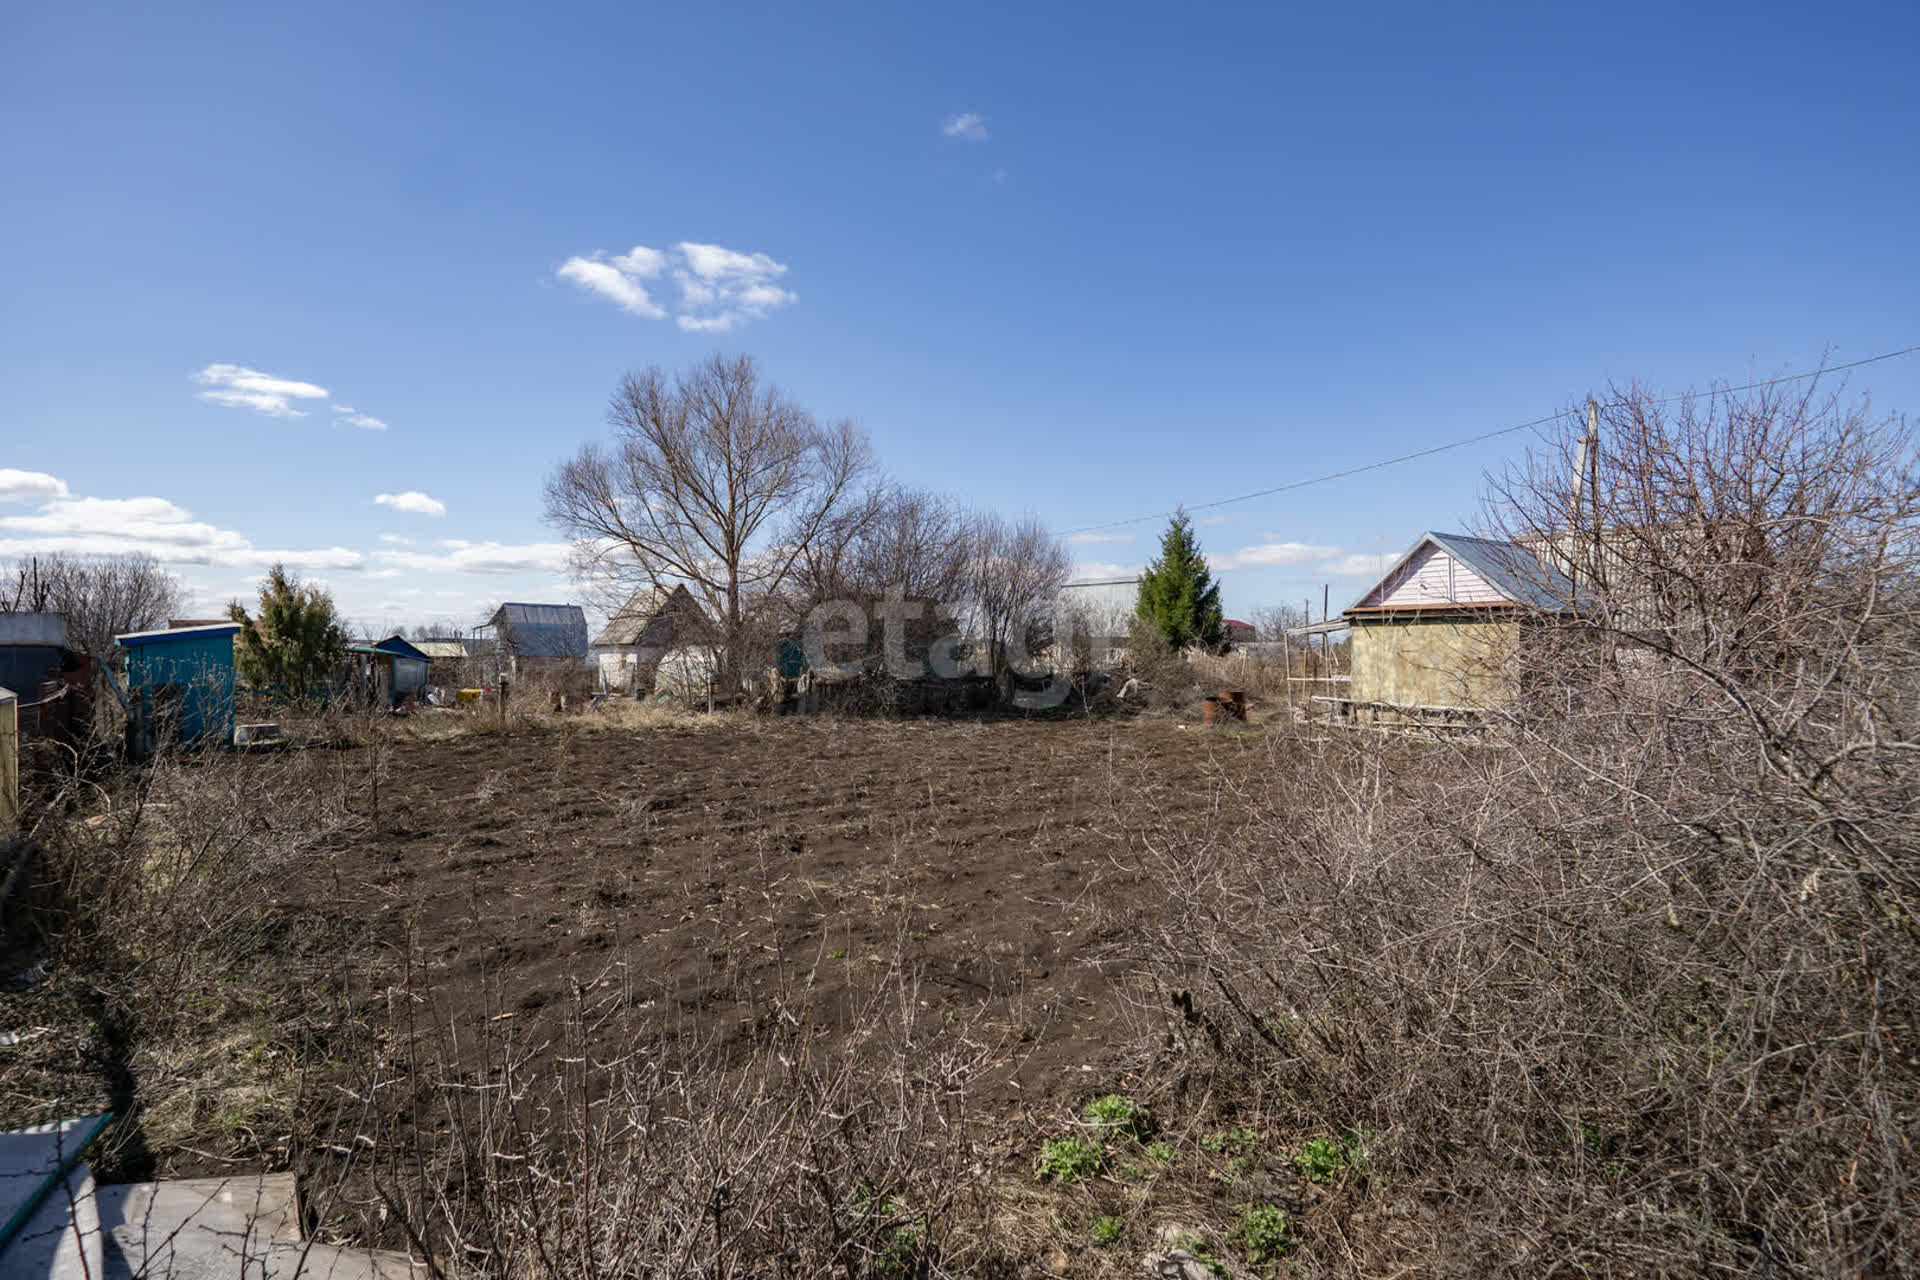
[3, 2, 1916, 632]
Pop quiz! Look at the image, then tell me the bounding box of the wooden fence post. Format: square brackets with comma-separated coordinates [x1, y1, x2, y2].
[0, 687, 18, 833]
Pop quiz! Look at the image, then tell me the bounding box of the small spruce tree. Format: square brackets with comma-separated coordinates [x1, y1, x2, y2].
[229, 563, 348, 699]
[1135, 509, 1226, 651]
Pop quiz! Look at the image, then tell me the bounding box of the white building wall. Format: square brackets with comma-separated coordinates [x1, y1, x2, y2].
[593, 645, 668, 692]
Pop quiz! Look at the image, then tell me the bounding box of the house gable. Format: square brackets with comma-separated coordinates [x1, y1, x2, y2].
[591, 585, 711, 650]
[1348, 532, 1573, 615]
[1359, 540, 1508, 609]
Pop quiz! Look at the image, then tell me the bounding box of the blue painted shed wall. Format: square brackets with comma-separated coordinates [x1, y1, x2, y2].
[126, 631, 237, 743]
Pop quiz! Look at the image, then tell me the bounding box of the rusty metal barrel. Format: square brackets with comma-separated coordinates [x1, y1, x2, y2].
[1202, 690, 1248, 725]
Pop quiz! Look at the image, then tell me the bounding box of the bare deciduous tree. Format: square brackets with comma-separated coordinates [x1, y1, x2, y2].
[1249, 603, 1306, 641]
[546, 354, 871, 689]
[2, 552, 186, 658]
[793, 486, 973, 610]
[965, 512, 1073, 681]
[1489, 376, 1917, 674]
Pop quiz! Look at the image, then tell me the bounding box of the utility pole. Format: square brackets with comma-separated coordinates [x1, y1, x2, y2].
[1571, 398, 1600, 596]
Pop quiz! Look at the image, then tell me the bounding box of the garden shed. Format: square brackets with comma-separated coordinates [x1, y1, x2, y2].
[589, 585, 711, 693]
[1340, 531, 1572, 717]
[116, 622, 242, 745]
[351, 635, 432, 707]
[0, 613, 69, 701]
[481, 603, 589, 678]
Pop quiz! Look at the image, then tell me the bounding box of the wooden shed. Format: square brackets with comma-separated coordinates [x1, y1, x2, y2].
[116, 622, 242, 745]
[1340, 532, 1572, 719]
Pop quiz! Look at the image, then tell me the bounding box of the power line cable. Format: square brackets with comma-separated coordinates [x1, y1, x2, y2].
[1063, 342, 1920, 536]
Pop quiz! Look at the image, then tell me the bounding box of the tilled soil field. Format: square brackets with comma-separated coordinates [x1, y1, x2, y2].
[326, 717, 1272, 1105]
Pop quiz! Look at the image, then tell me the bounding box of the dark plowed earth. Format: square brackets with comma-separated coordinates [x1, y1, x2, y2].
[320, 718, 1267, 1105]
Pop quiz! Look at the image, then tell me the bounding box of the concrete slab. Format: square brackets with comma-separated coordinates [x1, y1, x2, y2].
[4, 1117, 423, 1279]
[145, 1172, 303, 1243]
[95, 1179, 426, 1280]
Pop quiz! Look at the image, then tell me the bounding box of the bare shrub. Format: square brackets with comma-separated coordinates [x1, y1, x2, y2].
[1122, 626, 1201, 712]
[1118, 379, 1918, 1274]
[316, 951, 1007, 1277]
[31, 742, 364, 1018]
[1186, 650, 1286, 703]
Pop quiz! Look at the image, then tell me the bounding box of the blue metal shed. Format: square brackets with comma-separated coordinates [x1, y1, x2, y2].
[116, 623, 241, 745]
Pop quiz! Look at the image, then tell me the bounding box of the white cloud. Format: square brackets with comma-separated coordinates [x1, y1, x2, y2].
[1069, 561, 1142, 582]
[672, 241, 795, 331]
[379, 541, 573, 576]
[613, 246, 666, 277]
[239, 546, 366, 570]
[558, 241, 795, 331]
[1207, 541, 1337, 572]
[1067, 531, 1132, 545]
[193, 363, 330, 418]
[368, 568, 404, 580]
[197, 365, 390, 430]
[678, 242, 781, 281]
[0, 487, 364, 570]
[557, 253, 667, 318]
[374, 491, 447, 517]
[333, 405, 388, 431]
[379, 533, 413, 545]
[1321, 552, 1397, 577]
[943, 112, 988, 142]
[0, 469, 69, 503]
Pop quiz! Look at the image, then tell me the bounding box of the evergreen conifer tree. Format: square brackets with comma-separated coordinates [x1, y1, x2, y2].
[1134, 509, 1226, 651]
[229, 563, 348, 698]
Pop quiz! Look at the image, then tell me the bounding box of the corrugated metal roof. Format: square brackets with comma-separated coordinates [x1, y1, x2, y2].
[489, 603, 589, 659]
[0, 614, 67, 648]
[116, 623, 241, 647]
[1345, 532, 1574, 614]
[410, 640, 469, 660]
[1429, 532, 1574, 610]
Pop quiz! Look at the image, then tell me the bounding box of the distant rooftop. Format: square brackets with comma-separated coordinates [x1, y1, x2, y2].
[487, 602, 589, 659]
